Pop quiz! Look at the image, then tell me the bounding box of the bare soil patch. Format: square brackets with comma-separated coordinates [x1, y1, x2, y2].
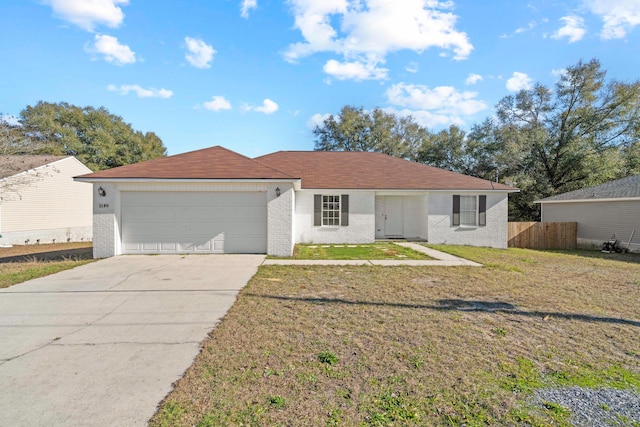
[0, 242, 92, 263]
[0, 242, 94, 288]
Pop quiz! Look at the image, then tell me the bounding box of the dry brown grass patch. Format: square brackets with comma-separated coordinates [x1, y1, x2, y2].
[151, 248, 640, 426]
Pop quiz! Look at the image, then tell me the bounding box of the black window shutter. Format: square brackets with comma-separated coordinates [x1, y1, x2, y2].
[478, 195, 487, 226]
[314, 194, 322, 226]
[452, 195, 460, 226]
[341, 195, 349, 226]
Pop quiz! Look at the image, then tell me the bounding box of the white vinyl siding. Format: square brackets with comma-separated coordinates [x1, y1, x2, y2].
[121, 191, 267, 254]
[541, 200, 640, 251]
[0, 157, 92, 235]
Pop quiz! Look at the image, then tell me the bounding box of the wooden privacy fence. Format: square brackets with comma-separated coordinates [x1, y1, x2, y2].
[508, 222, 577, 250]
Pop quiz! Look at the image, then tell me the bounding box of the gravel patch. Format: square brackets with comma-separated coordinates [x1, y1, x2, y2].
[533, 387, 640, 426]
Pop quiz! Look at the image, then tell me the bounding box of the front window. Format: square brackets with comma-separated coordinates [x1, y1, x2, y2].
[322, 195, 341, 226]
[459, 195, 477, 226]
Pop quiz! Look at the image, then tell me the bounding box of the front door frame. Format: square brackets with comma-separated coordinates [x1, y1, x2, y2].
[375, 195, 404, 238]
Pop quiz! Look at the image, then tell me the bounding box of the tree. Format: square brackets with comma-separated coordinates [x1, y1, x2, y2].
[313, 106, 429, 160]
[473, 59, 640, 219]
[19, 101, 167, 171]
[1, 116, 56, 200]
[415, 125, 466, 172]
[0, 115, 48, 155]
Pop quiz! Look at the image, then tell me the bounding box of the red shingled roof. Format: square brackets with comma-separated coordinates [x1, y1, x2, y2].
[256, 151, 516, 191]
[76, 146, 294, 180]
[77, 146, 516, 191]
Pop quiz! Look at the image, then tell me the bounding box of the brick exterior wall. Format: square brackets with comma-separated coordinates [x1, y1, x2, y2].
[294, 190, 376, 244]
[93, 212, 116, 258]
[267, 183, 294, 256]
[427, 192, 509, 248]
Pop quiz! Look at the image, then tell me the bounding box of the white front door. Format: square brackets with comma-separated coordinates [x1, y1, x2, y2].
[375, 196, 404, 237]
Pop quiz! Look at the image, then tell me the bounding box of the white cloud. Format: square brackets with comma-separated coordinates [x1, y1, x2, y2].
[389, 108, 462, 128]
[203, 96, 232, 111]
[387, 83, 487, 115]
[241, 0, 257, 18]
[184, 37, 215, 69]
[465, 73, 483, 85]
[405, 62, 419, 73]
[323, 59, 388, 81]
[244, 99, 279, 114]
[284, 0, 473, 81]
[506, 72, 532, 92]
[551, 68, 567, 79]
[585, 0, 640, 39]
[46, 0, 128, 32]
[385, 82, 487, 128]
[0, 114, 20, 126]
[552, 15, 586, 43]
[108, 84, 172, 98]
[307, 113, 331, 130]
[515, 20, 537, 34]
[88, 34, 135, 65]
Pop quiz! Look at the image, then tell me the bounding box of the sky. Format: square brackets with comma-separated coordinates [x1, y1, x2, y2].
[1, 0, 640, 157]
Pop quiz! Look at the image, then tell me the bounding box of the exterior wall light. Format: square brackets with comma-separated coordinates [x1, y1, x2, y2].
[275, 187, 281, 197]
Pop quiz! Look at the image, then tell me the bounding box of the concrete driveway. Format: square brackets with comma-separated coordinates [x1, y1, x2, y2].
[0, 254, 265, 426]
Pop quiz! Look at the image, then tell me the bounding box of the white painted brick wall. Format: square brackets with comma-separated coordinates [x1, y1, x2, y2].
[93, 212, 116, 258]
[427, 192, 509, 248]
[294, 190, 375, 244]
[267, 184, 294, 256]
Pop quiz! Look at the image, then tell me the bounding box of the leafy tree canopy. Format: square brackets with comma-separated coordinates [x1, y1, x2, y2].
[0, 116, 39, 155]
[313, 106, 429, 160]
[314, 59, 640, 220]
[486, 58, 640, 219]
[18, 101, 166, 171]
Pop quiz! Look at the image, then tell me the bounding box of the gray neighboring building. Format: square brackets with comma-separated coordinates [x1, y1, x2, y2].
[536, 175, 640, 252]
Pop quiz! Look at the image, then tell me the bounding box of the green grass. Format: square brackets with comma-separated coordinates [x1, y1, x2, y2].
[151, 246, 640, 426]
[276, 242, 433, 260]
[0, 259, 94, 288]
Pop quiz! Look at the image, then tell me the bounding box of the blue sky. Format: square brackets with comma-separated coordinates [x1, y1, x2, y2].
[1, 0, 640, 157]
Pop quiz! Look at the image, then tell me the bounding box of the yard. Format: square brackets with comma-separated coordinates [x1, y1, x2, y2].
[0, 242, 94, 288]
[283, 243, 434, 260]
[151, 247, 640, 426]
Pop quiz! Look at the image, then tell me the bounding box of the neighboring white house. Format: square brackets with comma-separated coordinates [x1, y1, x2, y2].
[537, 175, 640, 252]
[0, 155, 93, 246]
[75, 146, 518, 258]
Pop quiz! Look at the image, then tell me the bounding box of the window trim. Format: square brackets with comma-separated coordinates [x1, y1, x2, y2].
[314, 194, 349, 227]
[322, 195, 341, 226]
[452, 194, 487, 227]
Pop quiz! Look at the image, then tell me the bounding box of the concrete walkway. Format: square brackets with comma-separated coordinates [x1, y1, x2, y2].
[263, 242, 482, 266]
[0, 254, 265, 426]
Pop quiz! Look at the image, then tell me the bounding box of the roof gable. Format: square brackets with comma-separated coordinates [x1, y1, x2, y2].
[76, 146, 295, 180]
[538, 175, 640, 202]
[0, 155, 68, 179]
[256, 151, 516, 191]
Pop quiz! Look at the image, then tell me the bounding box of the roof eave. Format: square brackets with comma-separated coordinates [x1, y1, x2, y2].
[298, 187, 519, 192]
[74, 177, 301, 184]
[536, 196, 640, 204]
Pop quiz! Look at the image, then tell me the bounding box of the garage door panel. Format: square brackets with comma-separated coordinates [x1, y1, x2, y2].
[121, 191, 267, 254]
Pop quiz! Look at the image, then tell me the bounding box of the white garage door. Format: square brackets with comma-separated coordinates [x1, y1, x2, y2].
[121, 191, 267, 254]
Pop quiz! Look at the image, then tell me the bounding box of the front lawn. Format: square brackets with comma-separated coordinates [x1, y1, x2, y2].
[152, 247, 640, 426]
[0, 243, 94, 288]
[278, 242, 433, 260]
